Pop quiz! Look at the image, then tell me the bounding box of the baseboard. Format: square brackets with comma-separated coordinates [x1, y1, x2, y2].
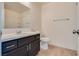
[48, 43, 77, 52]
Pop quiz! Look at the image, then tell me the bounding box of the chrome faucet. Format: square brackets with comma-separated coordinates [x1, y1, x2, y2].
[17, 30, 22, 34]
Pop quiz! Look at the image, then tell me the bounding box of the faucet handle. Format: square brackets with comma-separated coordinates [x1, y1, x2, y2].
[17, 30, 21, 34]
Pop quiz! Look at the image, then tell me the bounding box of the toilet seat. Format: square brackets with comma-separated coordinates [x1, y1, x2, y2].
[40, 37, 50, 42]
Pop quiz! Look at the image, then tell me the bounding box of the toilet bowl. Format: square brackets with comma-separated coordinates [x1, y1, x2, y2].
[40, 37, 50, 49]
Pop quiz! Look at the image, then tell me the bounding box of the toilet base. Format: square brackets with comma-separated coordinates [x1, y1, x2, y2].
[40, 41, 48, 49]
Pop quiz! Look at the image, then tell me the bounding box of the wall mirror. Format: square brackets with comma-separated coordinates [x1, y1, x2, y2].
[4, 2, 31, 28]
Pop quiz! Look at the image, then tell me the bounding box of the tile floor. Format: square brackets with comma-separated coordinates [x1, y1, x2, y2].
[37, 45, 77, 56]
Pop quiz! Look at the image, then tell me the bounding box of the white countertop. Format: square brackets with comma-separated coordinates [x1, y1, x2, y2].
[1, 31, 40, 42]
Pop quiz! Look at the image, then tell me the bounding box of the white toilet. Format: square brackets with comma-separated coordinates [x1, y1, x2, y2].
[40, 37, 50, 49]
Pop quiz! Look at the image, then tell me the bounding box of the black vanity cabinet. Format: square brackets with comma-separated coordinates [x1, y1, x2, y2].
[2, 34, 40, 56]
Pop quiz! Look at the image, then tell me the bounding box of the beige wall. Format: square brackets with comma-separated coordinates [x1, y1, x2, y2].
[30, 3, 41, 32]
[41, 2, 77, 50]
[77, 2, 79, 55]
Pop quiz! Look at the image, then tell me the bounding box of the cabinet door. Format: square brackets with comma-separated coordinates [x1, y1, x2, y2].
[28, 39, 40, 56]
[2, 46, 27, 56]
[33, 40, 40, 56]
[18, 36, 34, 47]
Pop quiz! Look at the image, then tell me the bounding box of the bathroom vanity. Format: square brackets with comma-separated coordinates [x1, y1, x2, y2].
[1, 33, 40, 56]
[0, 2, 40, 56]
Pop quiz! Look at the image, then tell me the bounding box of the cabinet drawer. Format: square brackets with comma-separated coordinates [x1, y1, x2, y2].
[2, 46, 27, 56]
[2, 40, 17, 53]
[18, 36, 34, 47]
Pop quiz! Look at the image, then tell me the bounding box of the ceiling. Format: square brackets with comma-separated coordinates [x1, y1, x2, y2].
[4, 2, 30, 13]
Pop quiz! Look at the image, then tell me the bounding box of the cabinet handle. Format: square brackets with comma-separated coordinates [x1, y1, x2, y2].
[29, 44, 31, 50]
[27, 45, 29, 51]
[6, 45, 15, 49]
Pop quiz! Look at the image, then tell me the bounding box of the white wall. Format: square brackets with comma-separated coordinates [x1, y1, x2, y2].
[0, 2, 4, 56]
[41, 2, 77, 50]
